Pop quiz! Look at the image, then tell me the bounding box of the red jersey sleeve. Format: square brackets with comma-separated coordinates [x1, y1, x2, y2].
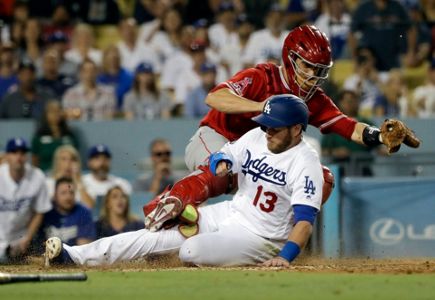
[210, 67, 268, 100]
[308, 91, 357, 140]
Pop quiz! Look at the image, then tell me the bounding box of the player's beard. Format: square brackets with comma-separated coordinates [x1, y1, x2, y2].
[267, 133, 293, 154]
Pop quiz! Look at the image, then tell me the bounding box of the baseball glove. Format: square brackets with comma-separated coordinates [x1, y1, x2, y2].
[380, 119, 421, 154]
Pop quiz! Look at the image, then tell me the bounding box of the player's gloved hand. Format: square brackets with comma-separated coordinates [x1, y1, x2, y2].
[380, 119, 421, 154]
[261, 256, 290, 268]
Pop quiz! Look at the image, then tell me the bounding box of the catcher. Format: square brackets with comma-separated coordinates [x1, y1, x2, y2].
[143, 25, 420, 237]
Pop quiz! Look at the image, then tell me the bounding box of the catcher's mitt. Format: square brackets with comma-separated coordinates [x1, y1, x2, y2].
[380, 119, 421, 154]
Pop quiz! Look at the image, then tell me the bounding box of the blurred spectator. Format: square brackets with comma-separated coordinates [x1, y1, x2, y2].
[40, 177, 95, 246]
[46, 145, 94, 208]
[45, 31, 79, 78]
[159, 25, 194, 92]
[117, 17, 161, 73]
[343, 47, 382, 117]
[242, 0, 274, 29]
[95, 186, 144, 239]
[422, 0, 435, 57]
[134, 138, 181, 195]
[41, 3, 74, 45]
[37, 48, 76, 98]
[374, 69, 409, 117]
[31, 101, 79, 172]
[208, 1, 239, 53]
[0, 45, 18, 100]
[137, 0, 170, 43]
[349, 0, 417, 72]
[62, 59, 116, 121]
[412, 58, 435, 118]
[173, 39, 209, 107]
[97, 45, 134, 109]
[184, 62, 215, 118]
[0, 1, 28, 45]
[220, 14, 254, 77]
[0, 60, 54, 119]
[314, 0, 351, 60]
[287, 0, 322, 28]
[0, 137, 51, 263]
[148, 8, 184, 65]
[82, 0, 120, 25]
[82, 144, 132, 201]
[401, 2, 431, 68]
[19, 18, 44, 65]
[242, 3, 289, 67]
[321, 90, 377, 176]
[122, 62, 171, 120]
[65, 23, 102, 66]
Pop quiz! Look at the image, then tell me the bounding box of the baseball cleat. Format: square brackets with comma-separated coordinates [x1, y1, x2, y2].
[44, 237, 62, 267]
[144, 196, 183, 232]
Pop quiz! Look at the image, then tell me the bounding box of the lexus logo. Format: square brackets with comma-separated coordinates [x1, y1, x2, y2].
[369, 218, 404, 245]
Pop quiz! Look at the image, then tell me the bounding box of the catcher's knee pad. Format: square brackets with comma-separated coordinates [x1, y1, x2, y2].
[322, 165, 335, 205]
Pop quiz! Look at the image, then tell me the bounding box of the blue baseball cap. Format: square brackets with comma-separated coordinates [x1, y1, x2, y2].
[218, 1, 235, 12]
[200, 62, 216, 73]
[5, 137, 30, 153]
[135, 62, 154, 74]
[88, 144, 112, 159]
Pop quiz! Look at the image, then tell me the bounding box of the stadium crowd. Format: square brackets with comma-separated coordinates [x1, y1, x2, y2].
[0, 0, 434, 263]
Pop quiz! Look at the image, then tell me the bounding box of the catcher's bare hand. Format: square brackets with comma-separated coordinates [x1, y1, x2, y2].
[380, 119, 421, 154]
[261, 256, 290, 268]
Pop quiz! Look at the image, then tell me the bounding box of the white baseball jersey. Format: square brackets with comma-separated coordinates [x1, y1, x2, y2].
[0, 163, 52, 254]
[221, 128, 323, 240]
[82, 173, 132, 199]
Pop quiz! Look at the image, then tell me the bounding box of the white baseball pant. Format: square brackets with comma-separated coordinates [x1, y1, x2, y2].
[63, 201, 283, 266]
[184, 126, 229, 172]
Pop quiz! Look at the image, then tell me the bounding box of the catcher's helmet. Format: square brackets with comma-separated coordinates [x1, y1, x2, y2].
[252, 94, 308, 130]
[282, 25, 333, 101]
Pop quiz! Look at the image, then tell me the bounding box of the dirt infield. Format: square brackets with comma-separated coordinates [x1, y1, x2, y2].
[1, 255, 434, 275]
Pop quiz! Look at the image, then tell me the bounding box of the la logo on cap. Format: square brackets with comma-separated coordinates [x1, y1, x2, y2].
[15, 138, 23, 146]
[264, 101, 271, 114]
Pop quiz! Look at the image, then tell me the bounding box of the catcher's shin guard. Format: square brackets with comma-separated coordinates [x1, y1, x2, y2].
[321, 165, 335, 205]
[143, 165, 237, 231]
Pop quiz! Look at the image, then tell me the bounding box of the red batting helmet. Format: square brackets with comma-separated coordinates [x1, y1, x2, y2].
[282, 25, 333, 101]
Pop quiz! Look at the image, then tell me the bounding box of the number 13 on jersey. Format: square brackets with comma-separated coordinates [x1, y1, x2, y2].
[252, 185, 277, 213]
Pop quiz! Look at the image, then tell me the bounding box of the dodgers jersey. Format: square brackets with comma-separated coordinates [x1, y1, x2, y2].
[200, 63, 357, 142]
[222, 128, 323, 241]
[0, 163, 52, 249]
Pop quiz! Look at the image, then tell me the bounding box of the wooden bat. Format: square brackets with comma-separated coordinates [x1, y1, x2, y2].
[0, 272, 87, 284]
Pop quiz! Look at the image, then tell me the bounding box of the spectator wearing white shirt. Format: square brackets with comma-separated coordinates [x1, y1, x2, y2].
[64, 23, 102, 66]
[0, 137, 51, 263]
[242, 3, 289, 67]
[314, 0, 351, 60]
[412, 59, 435, 118]
[148, 8, 184, 65]
[82, 144, 132, 201]
[117, 18, 161, 74]
[173, 40, 208, 106]
[208, 2, 239, 54]
[219, 14, 255, 78]
[159, 26, 195, 92]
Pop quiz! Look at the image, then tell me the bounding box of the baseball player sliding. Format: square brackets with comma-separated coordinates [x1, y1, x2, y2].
[45, 95, 322, 267]
[142, 25, 420, 234]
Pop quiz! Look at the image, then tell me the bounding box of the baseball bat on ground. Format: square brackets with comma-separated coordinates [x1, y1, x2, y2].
[0, 272, 87, 284]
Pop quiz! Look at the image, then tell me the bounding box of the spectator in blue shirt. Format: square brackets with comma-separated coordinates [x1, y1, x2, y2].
[40, 177, 95, 246]
[97, 45, 133, 110]
[95, 186, 143, 239]
[0, 45, 18, 100]
[184, 62, 215, 118]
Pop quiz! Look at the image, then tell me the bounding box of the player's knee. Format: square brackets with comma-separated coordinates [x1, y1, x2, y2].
[179, 238, 202, 264]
